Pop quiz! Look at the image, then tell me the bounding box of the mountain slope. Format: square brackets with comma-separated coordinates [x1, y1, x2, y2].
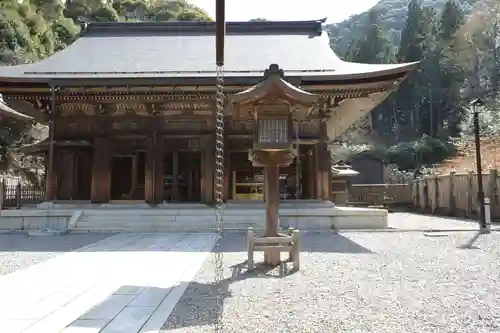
[326, 0, 479, 58]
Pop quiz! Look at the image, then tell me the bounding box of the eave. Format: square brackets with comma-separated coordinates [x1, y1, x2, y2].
[0, 101, 33, 122]
[0, 65, 416, 93]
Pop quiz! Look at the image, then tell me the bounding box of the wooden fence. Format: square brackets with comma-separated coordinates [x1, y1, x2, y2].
[347, 168, 500, 220]
[348, 183, 413, 206]
[0, 178, 45, 209]
[410, 169, 500, 219]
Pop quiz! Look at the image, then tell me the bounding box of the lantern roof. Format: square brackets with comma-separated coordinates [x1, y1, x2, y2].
[230, 64, 318, 105]
[228, 64, 318, 120]
[331, 161, 359, 177]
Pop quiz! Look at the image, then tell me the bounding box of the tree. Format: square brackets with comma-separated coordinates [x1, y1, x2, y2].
[346, 10, 395, 64]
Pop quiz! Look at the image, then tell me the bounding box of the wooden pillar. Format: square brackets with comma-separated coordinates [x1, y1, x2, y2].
[265, 164, 280, 237]
[448, 171, 456, 215]
[308, 148, 316, 199]
[45, 144, 57, 201]
[154, 136, 164, 204]
[145, 137, 155, 204]
[316, 122, 332, 201]
[314, 145, 321, 199]
[91, 138, 111, 203]
[172, 150, 179, 201]
[316, 142, 332, 201]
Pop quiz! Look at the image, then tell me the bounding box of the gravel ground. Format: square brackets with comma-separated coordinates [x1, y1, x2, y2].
[163, 230, 500, 333]
[0, 232, 114, 276]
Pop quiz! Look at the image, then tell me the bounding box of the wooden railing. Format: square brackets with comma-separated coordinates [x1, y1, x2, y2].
[347, 184, 413, 206]
[0, 179, 45, 209]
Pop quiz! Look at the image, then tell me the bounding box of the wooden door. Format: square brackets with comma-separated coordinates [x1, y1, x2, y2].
[75, 152, 92, 200]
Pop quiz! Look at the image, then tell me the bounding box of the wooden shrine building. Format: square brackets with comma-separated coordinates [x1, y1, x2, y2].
[0, 19, 416, 205]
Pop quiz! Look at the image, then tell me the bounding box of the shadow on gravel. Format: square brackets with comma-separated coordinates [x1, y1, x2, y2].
[219, 232, 374, 254]
[162, 260, 296, 332]
[457, 232, 482, 250]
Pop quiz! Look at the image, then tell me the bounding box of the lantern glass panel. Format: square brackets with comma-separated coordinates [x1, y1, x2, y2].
[258, 118, 288, 144]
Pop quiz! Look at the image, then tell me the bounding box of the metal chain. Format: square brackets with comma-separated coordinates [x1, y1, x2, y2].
[213, 64, 225, 333]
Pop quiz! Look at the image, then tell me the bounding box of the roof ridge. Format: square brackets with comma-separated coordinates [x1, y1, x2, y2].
[81, 19, 326, 36]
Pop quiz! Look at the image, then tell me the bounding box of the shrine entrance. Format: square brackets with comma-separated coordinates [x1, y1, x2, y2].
[162, 151, 201, 202]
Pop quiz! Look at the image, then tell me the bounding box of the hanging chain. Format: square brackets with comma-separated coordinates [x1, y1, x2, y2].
[213, 64, 225, 333]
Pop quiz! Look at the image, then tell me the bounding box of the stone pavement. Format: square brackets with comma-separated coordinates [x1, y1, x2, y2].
[0, 233, 215, 333]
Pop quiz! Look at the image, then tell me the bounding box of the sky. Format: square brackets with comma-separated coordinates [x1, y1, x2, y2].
[187, 0, 380, 24]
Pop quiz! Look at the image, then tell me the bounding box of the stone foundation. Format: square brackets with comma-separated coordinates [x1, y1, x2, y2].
[0, 201, 388, 232]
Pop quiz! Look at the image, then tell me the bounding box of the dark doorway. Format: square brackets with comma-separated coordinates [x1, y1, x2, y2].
[74, 152, 92, 200]
[110, 156, 134, 200]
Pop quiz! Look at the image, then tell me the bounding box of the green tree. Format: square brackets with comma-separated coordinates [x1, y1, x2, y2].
[347, 10, 394, 64]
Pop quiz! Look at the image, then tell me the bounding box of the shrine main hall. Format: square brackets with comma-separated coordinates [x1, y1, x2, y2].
[0, 19, 415, 205]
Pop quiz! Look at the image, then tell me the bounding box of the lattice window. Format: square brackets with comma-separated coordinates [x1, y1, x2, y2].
[257, 118, 288, 144]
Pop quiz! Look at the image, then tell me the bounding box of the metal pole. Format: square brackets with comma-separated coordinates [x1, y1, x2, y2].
[473, 106, 487, 231]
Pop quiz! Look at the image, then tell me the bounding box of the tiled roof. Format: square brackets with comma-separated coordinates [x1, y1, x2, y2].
[0, 19, 417, 83]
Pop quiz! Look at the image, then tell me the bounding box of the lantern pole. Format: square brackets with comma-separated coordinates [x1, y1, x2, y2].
[470, 98, 490, 234]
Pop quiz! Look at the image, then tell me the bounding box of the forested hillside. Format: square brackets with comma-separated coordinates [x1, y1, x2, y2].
[0, 0, 210, 180]
[330, 0, 500, 174]
[326, 0, 479, 57]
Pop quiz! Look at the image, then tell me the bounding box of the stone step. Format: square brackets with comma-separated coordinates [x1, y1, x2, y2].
[74, 221, 262, 232]
[80, 210, 267, 217]
[82, 216, 264, 223]
[76, 221, 261, 228]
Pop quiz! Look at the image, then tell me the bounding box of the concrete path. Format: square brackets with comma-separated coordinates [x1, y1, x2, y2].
[0, 233, 216, 333]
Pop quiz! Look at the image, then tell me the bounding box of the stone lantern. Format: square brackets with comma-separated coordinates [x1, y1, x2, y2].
[228, 64, 318, 267]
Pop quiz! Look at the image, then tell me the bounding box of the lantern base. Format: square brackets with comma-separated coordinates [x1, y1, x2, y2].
[247, 227, 301, 271]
